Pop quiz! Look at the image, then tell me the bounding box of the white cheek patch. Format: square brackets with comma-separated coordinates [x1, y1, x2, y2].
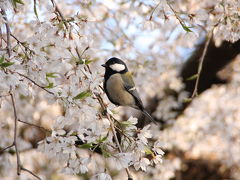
[128, 87, 136, 91]
[109, 64, 125, 72]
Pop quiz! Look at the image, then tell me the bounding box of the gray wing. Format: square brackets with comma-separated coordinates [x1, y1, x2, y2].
[121, 73, 144, 110]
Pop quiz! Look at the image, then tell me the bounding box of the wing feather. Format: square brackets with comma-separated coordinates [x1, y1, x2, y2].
[121, 72, 144, 110]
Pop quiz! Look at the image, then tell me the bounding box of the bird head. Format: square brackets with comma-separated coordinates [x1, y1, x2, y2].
[102, 57, 128, 74]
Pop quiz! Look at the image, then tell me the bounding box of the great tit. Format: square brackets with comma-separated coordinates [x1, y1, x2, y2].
[102, 57, 157, 124]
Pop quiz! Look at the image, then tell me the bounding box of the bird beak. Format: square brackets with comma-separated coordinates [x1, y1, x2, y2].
[101, 64, 106, 68]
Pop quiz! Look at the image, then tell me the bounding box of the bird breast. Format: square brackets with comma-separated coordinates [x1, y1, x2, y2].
[106, 74, 135, 106]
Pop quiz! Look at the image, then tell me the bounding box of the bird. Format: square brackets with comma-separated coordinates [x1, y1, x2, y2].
[102, 57, 157, 124]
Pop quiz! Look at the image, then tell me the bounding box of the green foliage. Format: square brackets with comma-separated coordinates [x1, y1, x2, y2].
[33, 1, 39, 19]
[73, 91, 92, 100]
[145, 148, 154, 156]
[0, 56, 4, 64]
[186, 74, 198, 81]
[180, 23, 193, 32]
[13, 0, 24, 8]
[97, 136, 108, 143]
[183, 98, 193, 103]
[45, 82, 54, 89]
[0, 62, 15, 68]
[0, 56, 14, 68]
[100, 144, 111, 158]
[46, 73, 57, 78]
[78, 143, 94, 149]
[45, 72, 57, 88]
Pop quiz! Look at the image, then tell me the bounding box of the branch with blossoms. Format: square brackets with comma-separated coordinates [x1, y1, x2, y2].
[0, 90, 41, 180]
[1, 8, 11, 57]
[0, 1, 166, 179]
[0, 5, 45, 179]
[1, 31, 164, 180]
[50, 0, 69, 30]
[35, 48, 164, 178]
[94, 93, 133, 179]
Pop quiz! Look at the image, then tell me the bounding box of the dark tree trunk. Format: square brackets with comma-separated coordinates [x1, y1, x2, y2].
[181, 39, 240, 95]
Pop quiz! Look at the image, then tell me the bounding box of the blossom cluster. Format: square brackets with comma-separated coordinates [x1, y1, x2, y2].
[0, 1, 165, 178]
[0, 0, 240, 179]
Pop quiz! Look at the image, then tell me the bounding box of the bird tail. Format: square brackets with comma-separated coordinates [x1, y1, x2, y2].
[142, 110, 157, 125]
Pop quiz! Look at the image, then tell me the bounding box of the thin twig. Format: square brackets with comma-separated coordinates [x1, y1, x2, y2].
[0, 10, 42, 178]
[95, 93, 132, 179]
[0, 27, 3, 47]
[0, 143, 14, 153]
[10, 71, 82, 110]
[10, 33, 35, 55]
[15, 72, 54, 95]
[114, 126, 133, 142]
[10, 90, 21, 175]
[80, 46, 89, 58]
[18, 119, 51, 133]
[75, 46, 92, 74]
[33, 0, 39, 20]
[106, 113, 122, 152]
[21, 167, 41, 180]
[50, 0, 68, 29]
[191, 30, 213, 98]
[75, 46, 89, 61]
[149, 2, 161, 21]
[107, 112, 132, 177]
[1, 9, 11, 57]
[167, 2, 192, 32]
[9, 70, 83, 109]
[10, 90, 42, 179]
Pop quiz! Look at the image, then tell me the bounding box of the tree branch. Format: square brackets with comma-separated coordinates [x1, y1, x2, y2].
[0, 10, 42, 178]
[10, 90, 42, 179]
[181, 37, 240, 97]
[50, 0, 69, 29]
[1, 9, 11, 57]
[0, 143, 14, 153]
[10, 70, 82, 110]
[191, 30, 213, 98]
[10, 33, 35, 56]
[33, 0, 39, 20]
[95, 93, 133, 179]
[15, 72, 54, 95]
[149, 2, 161, 21]
[10, 90, 21, 175]
[21, 167, 41, 180]
[18, 119, 51, 133]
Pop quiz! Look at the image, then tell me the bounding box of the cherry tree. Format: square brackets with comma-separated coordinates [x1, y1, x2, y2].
[0, 0, 239, 179]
